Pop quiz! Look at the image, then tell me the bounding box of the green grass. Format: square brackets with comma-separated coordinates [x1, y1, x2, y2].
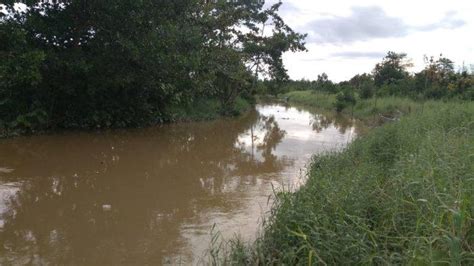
[284, 90, 430, 126]
[284, 90, 337, 110]
[211, 101, 474, 264]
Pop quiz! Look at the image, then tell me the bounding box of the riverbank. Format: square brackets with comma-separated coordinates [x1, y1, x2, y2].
[0, 97, 252, 139]
[283, 90, 426, 126]
[212, 100, 474, 264]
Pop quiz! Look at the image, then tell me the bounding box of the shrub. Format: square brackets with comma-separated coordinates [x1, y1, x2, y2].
[359, 81, 375, 99]
[334, 89, 356, 112]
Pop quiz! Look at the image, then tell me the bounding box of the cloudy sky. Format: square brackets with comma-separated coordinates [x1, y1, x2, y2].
[265, 0, 474, 81]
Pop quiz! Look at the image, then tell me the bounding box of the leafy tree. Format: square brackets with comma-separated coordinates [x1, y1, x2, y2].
[373, 51, 413, 87]
[414, 55, 456, 98]
[314, 72, 336, 92]
[0, 20, 46, 131]
[359, 80, 376, 99]
[207, 47, 253, 114]
[199, 0, 306, 103]
[334, 87, 356, 112]
[349, 73, 375, 98]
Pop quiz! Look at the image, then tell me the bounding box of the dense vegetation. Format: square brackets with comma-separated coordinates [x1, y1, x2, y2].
[0, 0, 305, 136]
[211, 101, 474, 265]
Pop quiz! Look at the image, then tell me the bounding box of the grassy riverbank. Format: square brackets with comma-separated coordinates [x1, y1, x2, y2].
[284, 90, 426, 125]
[212, 100, 474, 264]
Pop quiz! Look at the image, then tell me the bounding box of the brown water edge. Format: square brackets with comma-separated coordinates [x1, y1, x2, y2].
[0, 104, 359, 265]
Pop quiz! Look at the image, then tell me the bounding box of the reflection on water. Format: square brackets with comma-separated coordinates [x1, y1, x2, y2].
[0, 104, 357, 265]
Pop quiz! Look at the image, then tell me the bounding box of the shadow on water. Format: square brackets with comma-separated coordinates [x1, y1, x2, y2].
[0, 104, 358, 264]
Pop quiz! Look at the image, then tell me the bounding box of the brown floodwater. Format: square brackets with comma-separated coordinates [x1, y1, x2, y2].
[0, 104, 357, 265]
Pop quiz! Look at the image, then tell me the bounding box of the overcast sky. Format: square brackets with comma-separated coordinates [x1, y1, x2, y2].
[265, 0, 474, 81]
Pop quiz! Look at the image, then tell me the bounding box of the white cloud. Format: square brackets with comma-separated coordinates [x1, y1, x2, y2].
[266, 0, 474, 81]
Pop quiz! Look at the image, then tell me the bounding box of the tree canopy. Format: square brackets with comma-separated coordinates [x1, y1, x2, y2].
[373, 51, 413, 87]
[0, 0, 306, 135]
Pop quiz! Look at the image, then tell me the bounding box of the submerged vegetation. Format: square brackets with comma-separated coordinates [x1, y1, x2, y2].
[212, 101, 474, 264]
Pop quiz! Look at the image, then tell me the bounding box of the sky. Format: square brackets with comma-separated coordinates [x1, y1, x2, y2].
[265, 0, 474, 81]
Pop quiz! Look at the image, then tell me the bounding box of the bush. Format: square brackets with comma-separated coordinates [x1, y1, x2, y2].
[359, 81, 375, 99]
[334, 89, 356, 112]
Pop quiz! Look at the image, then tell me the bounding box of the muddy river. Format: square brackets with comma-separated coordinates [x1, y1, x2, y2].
[0, 104, 358, 265]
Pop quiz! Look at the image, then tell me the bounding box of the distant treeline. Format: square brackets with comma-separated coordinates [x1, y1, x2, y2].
[0, 0, 305, 135]
[259, 51, 474, 102]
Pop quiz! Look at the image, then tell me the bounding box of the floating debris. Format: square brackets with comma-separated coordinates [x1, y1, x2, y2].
[102, 204, 112, 211]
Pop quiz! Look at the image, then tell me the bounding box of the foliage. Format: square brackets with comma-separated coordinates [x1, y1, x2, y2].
[349, 73, 375, 99]
[373, 51, 413, 87]
[262, 52, 473, 104]
[0, 0, 306, 136]
[0, 20, 47, 133]
[334, 88, 356, 112]
[314, 72, 337, 93]
[164, 97, 250, 122]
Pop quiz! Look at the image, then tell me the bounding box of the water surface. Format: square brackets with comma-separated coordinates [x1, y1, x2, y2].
[0, 104, 357, 264]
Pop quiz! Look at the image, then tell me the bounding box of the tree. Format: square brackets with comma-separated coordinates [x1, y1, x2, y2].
[349, 73, 375, 98]
[415, 55, 456, 98]
[314, 72, 336, 92]
[198, 0, 306, 105]
[373, 51, 413, 87]
[2, 0, 206, 129]
[0, 0, 306, 134]
[334, 87, 356, 113]
[0, 20, 46, 131]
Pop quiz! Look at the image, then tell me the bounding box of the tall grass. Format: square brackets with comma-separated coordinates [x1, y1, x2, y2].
[284, 90, 432, 125]
[214, 101, 474, 264]
[285, 90, 337, 110]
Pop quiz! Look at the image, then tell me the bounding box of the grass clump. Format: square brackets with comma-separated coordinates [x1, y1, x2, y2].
[217, 102, 474, 264]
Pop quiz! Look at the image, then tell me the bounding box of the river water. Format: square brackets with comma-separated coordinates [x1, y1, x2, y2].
[0, 104, 357, 265]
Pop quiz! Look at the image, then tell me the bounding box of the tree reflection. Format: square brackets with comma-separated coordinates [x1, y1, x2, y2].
[0, 109, 290, 264]
[257, 115, 287, 164]
[310, 112, 355, 134]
